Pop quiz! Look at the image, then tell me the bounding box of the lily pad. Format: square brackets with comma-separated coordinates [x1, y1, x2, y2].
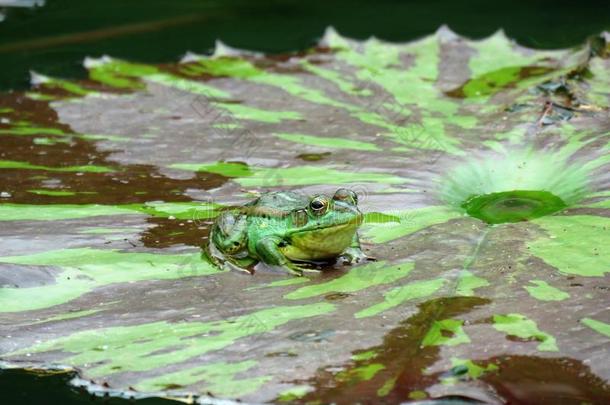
[1, 27, 609, 403]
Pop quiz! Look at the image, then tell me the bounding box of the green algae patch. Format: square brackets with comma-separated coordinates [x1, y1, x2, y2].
[449, 66, 554, 98]
[336, 363, 385, 382]
[236, 166, 406, 187]
[355, 278, 445, 318]
[493, 313, 558, 352]
[462, 190, 567, 224]
[455, 270, 490, 297]
[364, 212, 402, 224]
[78, 227, 136, 234]
[0, 160, 114, 173]
[215, 103, 302, 123]
[0, 202, 218, 222]
[87, 58, 158, 89]
[441, 358, 498, 384]
[134, 201, 220, 220]
[27, 309, 102, 325]
[27, 189, 77, 197]
[246, 276, 310, 291]
[277, 385, 314, 402]
[284, 261, 414, 300]
[361, 206, 459, 243]
[529, 215, 610, 277]
[377, 376, 397, 397]
[171, 162, 407, 187]
[524, 280, 569, 301]
[351, 350, 377, 361]
[274, 133, 382, 151]
[174, 161, 253, 178]
[0, 248, 221, 312]
[0, 204, 140, 221]
[0, 126, 67, 136]
[9, 303, 335, 376]
[135, 360, 271, 397]
[581, 318, 610, 339]
[422, 319, 470, 347]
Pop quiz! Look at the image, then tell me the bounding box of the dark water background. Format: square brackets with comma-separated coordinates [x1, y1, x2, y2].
[2, 0, 610, 90]
[1, 0, 610, 403]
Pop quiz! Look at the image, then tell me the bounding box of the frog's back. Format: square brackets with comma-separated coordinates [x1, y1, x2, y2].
[245, 191, 308, 216]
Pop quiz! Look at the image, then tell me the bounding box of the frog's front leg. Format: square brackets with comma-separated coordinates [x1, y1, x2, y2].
[338, 232, 372, 265]
[255, 237, 306, 276]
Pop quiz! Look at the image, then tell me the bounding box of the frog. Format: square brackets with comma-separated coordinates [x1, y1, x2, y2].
[208, 188, 368, 275]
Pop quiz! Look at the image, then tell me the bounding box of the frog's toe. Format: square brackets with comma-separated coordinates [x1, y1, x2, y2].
[338, 248, 372, 265]
[257, 262, 306, 276]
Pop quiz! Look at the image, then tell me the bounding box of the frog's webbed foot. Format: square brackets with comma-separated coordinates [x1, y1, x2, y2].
[290, 261, 323, 276]
[337, 247, 375, 265]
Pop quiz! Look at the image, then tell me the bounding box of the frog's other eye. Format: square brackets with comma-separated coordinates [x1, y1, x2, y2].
[310, 196, 329, 215]
[291, 209, 308, 227]
[333, 188, 358, 205]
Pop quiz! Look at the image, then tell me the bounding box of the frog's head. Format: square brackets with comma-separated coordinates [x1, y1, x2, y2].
[284, 188, 363, 260]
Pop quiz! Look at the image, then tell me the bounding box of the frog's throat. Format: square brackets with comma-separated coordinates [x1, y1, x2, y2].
[283, 221, 360, 261]
[289, 214, 363, 236]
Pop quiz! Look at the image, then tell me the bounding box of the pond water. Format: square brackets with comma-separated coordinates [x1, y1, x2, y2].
[1, 2, 610, 405]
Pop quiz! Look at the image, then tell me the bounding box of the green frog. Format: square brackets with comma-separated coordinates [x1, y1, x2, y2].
[209, 188, 367, 275]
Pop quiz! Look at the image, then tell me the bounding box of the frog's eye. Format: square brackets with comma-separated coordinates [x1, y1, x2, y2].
[310, 196, 329, 215]
[333, 188, 358, 205]
[291, 209, 308, 227]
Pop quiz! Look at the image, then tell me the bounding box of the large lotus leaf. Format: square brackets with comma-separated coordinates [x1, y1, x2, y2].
[1, 28, 610, 403]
